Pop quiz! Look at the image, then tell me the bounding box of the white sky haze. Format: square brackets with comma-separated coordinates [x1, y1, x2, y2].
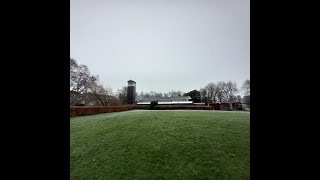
[71, 0, 250, 95]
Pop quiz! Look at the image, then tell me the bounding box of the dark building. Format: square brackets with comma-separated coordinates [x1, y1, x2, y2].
[127, 80, 136, 104]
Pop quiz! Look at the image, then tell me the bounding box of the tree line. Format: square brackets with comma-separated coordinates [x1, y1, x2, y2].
[136, 80, 250, 107]
[70, 58, 121, 106]
[199, 80, 250, 107]
[70, 58, 250, 106]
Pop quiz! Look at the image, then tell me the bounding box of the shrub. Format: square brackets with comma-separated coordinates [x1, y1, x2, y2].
[150, 101, 158, 110]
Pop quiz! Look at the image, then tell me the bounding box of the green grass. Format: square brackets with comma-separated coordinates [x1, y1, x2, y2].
[71, 110, 250, 180]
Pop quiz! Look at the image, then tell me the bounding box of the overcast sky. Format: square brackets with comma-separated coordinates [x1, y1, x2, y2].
[71, 0, 250, 95]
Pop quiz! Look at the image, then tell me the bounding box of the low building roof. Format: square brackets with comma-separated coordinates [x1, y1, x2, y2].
[139, 96, 192, 101]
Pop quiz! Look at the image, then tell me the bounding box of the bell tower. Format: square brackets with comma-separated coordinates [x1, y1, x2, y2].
[127, 80, 136, 104]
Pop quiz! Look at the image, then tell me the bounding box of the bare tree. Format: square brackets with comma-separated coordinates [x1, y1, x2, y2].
[217, 91, 224, 103]
[216, 81, 225, 103]
[168, 90, 183, 97]
[90, 81, 115, 106]
[135, 92, 144, 102]
[108, 95, 121, 106]
[70, 58, 78, 103]
[70, 58, 97, 105]
[70, 58, 78, 89]
[70, 58, 123, 106]
[236, 95, 242, 103]
[70, 58, 78, 69]
[205, 83, 222, 103]
[143, 91, 163, 97]
[149, 91, 157, 97]
[221, 81, 238, 110]
[243, 95, 250, 105]
[205, 83, 214, 103]
[117, 86, 128, 105]
[242, 79, 250, 96]
[82, 75, 100, 105]
[200, 88, 208, 104]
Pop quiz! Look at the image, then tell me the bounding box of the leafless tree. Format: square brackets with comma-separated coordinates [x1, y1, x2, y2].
[168, 90, 173, 97]
[149, 91, 157, 97]
[70, 58, 98, 105]
[90, 81, 115, 106]
[217, 91, 224, 103]
[221, 81, 238, 110]
[108, 96, 121, 106]
[242, 79, 250, 96]
[135, 92, 144, 102]
[205, 83, 222, 103]
[70, 58, 78, 88]
[200, 88, 208, 104]
[205, 83, 214, 103]
[243, 95, 250, 105]
[168, 90, 183, 97]
[236, 95, 242, 103]
[215, 81, 226, 103]
[152, 93, 161, 97]
[117, 86, 128, 105]
[70, 58, 77, 69]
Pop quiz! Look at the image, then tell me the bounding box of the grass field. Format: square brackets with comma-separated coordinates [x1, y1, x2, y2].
[70, 110, 250, 179]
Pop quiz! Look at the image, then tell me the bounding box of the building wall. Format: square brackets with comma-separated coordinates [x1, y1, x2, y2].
[127, 86, 135, 104]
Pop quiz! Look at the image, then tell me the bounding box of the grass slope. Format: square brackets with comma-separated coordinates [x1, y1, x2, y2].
[71, 110, 250, 179]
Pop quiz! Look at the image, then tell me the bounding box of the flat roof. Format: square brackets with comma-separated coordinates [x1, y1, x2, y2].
[139, 96, 192, 101]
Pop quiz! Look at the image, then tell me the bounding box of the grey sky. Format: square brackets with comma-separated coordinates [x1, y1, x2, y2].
[71, 0, 250, 95]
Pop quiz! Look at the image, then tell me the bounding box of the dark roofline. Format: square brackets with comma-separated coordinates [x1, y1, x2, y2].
[140, 96, 192, 100]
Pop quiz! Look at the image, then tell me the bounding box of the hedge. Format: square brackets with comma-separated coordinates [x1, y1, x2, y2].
[70, 105, 134, 117]
[133, 105, 213, 110]
[70, 105, 214, 117]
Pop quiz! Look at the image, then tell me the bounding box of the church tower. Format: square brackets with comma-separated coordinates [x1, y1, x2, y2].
[127, 80, 136, 104]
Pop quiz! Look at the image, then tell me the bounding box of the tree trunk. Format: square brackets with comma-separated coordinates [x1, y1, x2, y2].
[99, 99, 105, 106]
